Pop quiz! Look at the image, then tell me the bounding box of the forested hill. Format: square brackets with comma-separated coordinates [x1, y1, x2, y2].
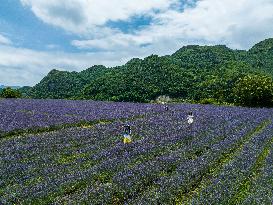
[26, 38, 273, 106]
[29, 65, 109, 99]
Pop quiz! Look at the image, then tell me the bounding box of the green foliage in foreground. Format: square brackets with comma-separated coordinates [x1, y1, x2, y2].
[27, 38, 273, 107]
[0, 87, 22, 98]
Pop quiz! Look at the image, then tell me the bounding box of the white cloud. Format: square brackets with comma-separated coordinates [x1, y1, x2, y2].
[0, 34, 12, 45]
[18, 0, 273, 50]
[20, 0, 178, 34]
[71, 32, 154, 50]
[71, 0, 273, 50]
[156, 0, 273, 49]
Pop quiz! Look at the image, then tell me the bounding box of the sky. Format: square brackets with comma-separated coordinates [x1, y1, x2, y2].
[1, 0, 273, 86]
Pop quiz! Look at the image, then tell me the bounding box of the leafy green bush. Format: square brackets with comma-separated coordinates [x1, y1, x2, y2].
[0, 87, 22, 98]
[233, 74, 273, 107]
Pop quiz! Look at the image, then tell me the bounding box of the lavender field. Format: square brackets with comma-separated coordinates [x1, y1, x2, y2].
[0, 99, 272, 204]
[0, 99, 162, 134]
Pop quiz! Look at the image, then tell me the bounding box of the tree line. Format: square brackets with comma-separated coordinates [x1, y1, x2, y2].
[4, 38, 273, 107]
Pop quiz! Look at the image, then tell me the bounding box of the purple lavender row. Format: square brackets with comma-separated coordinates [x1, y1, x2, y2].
[53, 110, 229, 203]
[0, 122, 124, 203]
[123, 112, 269, 204]
[241, 145, 273, 205]
[0, 99, 162, 132]
[28, 108, 273, 203]
[0, 110, 181, 203]
[188, 121, 273, 205]
[0, 104, 272, 204]
[0, 105, 224, 203]
[56, 106, 266, 203]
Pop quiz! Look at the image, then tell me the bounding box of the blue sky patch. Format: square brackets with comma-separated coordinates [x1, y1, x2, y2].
[106, 15, 153, 34]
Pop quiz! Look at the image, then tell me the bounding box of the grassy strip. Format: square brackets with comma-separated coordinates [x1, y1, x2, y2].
[0, 119, 111, 139]
[229, 136, 273, 205]
[175, 119, 271, 204]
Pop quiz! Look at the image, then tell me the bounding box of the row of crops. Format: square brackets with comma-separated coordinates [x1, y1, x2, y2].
[0, 99, 272, 204]
[0, 99, 162, 136]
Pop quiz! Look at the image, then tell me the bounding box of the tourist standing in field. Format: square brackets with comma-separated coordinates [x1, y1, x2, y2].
[187, 112, 194, 125]
[123, 124, 132, 144]
[187, 111, 194, 137]
[162, 102, 169, 111]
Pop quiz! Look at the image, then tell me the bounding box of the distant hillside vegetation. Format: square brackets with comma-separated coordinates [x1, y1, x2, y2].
[27, 38, 273, 106]
[29, 65, 110, 99]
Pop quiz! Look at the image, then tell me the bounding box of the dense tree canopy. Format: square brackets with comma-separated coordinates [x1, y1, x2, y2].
[18, 86, 32, 98]
[233, 74, 273, 107]
[0, 87, 22, 98]
[26, 38, 273, 107]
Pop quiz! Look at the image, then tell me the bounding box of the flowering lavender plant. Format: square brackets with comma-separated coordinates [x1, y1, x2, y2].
[0, 100, 272, 204]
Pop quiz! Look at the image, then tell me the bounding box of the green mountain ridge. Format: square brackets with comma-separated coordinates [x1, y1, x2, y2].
[29, 65, 110, 99]
[26, 38, 273, 105]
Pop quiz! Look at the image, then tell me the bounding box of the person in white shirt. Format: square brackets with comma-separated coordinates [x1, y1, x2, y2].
[162, 102, 169, 111]
[187, 112, 194, 125]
